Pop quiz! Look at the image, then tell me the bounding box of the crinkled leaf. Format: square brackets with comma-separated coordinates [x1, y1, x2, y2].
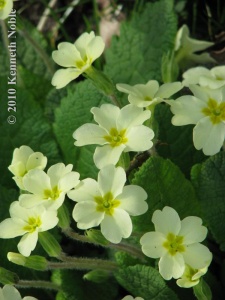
[52, 270, 118, 300]
[0, 77, 60, 188]
[155, 104, 206, 176]
[104, 0, 177, 86]
[191, 152, 225, 251]
[131, 156, 200, 233]
[116, 264, 179, 300]
[53, 80, 110, 179]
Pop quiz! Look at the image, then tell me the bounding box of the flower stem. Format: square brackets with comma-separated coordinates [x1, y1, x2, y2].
[49, 255, 118, 272]
[15, 280, 60, 291]
[62, 227, 146, 261]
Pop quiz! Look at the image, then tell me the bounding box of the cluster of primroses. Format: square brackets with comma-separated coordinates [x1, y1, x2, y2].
[1, 28, 223, 299]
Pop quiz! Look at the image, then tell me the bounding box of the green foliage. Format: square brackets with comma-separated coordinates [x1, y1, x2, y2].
[104, 0, 177, 86]
[132, 156, 200, 233]
[0, 77, 60, 188]
[116, 264, 179, 299]
[155, 104, 206, 176]
[191, 152, 225, 251]
[0, 17, 53, 78]
[53, 80, 110, 179]
[52, 270, 118, 300]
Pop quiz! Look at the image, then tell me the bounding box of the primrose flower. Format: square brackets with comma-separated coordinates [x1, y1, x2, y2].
[169, 84, 225, 155]
[51, 31, 105, 89]
[116, 80, 182, 108]
[140, 206, 212, 280]
[68, 165, 148, 243]
[174, 24, 215, 69]
[73, 103, 154, 169]
[19, 163, 80, 210]
[8, 146, 47, 190]
[0, 0, 13, 20]
[122, 296, 144, 300]
[0, 201, 58, 257]
[183, 66, 225, 89]
[176, 263, 210, 288]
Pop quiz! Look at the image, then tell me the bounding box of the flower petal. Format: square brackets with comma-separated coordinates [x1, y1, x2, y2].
[94, 144, 125, 169]
[98, 165, 126, 197]
[86, 36, 105, 61]
[23, 169, 51, 195]
[118, 185, 148, 216]
[19, 194, 46, 209]
[101, 209, 132, 243]
[170, 96, 205, 125]
[2, 285, 22, 300]
[68, 178, 100, 202]
[52, 42, 81, 67]
[140, 232, 166, 258]
[152, 206, 181, 235]
[26, 152, 47, 171]
[0, 0, 13, 20]
[39, 210, 58, 231]
[193, 118, 225, 155]
[159, 252, 185, 280]
[180, 216, 207, 244]
[47, 163, 73, 187]
[91, 104, 120, 131]
[125, 125, 154, 151]
[183, 243, 212, 269]
[0, 219, 25, 238]
[182, 67, 210, 86]
[73, 201, 104, 229]
[73, 124, 107, 146]
[156, 82, 183, 98]
[51, 68, 82, 89]
[18, 231, 38, 257]
[117, 105, 150, 129]
[58, 171, 80, 192]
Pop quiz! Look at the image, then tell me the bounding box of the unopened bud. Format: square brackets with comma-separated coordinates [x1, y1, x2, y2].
[85, 229, 109, 246]
[0, 267, 19, 284]
[38, 232, 62, 258]
[83, 269, 109, 283]
[7, 252, 48, 271]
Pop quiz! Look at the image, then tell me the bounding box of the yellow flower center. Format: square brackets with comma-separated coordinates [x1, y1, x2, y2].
[183, 265, 198, 282]
[163, 233, 185, 256]
[0, 0, 6, 9]
[23, 216, 42, 233]
[43, 186, 61, 201]
[202, 98, 225, 124]
[75, 55, 90, 69]
[144, 96, 152, 101]
[95, 192, 120, 216]
[104, 128, 128, 147]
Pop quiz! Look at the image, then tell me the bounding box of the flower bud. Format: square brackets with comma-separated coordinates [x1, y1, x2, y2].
[57, 204, 70, 229]
[85, 229, 109, 246]
[85, 66, 116, 97]
[38, 232, 62, 258]
[83, 269, 109, 283]
[0, 267, 19, 284]
[7, 252, 48, 271]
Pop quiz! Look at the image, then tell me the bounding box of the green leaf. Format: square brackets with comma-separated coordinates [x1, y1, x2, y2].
[53, 80, 110, 179]
[155, 104, 206, 176]
[0, 17, 53, 78]
[0, 77, 60, 188]
[116, 264, 179, 299]
[191, 152, 225, 251]
[53, 270, 118, 300]
[131, 156, 200, 233]
[104, 0, 177, 85]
